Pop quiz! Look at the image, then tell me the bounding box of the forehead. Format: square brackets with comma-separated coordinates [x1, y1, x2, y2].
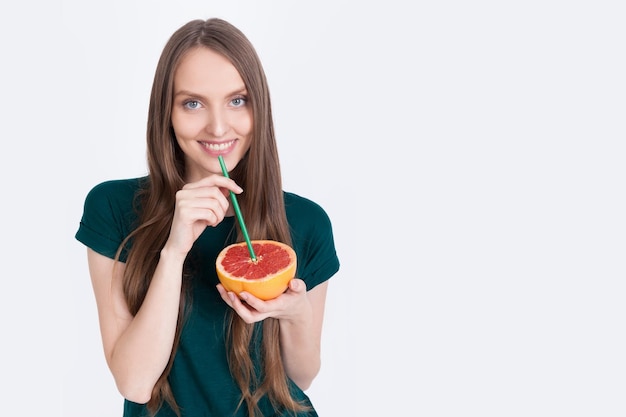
[174, 47, 244, 92]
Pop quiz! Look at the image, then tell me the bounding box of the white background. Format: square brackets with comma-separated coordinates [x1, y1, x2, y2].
[1, 1, 624, 416]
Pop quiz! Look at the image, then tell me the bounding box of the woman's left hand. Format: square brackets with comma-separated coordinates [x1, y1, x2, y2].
[216, 279, 310, 323]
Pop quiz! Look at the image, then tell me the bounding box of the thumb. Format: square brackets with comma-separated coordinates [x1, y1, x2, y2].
[289, 279, 304, 292]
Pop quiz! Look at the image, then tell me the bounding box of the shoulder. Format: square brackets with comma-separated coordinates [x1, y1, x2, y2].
[85, 177, 147, 201]
[79, 177, 148, 238]
[76, 177, 148, 259]
[283, 191, 335, 238]
[283, 191, 340, 287]
[283, 192, 333, 245]
[83, 177, 147, 213]
[283, 191, 331, 223]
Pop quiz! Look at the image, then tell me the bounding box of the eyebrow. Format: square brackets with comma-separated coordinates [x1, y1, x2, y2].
[174, 87, 248, 98]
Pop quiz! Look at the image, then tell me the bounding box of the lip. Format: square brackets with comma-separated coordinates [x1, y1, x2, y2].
[199, 139, 237, 156]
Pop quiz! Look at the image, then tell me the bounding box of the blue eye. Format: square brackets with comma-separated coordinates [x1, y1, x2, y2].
[184, 100, 201, 110]
[231, 96, 247, 107]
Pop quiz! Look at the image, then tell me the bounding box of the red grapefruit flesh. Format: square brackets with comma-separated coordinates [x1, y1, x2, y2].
[216, 240, 297, 300]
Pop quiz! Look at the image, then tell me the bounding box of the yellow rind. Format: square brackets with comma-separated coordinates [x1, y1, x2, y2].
[216, 240, 297, 301]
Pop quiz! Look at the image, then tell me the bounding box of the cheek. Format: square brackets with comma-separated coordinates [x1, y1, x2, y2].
[171, 112, 199, 139]
[233, 111, 254, 136]
[170, 110, 184, 136]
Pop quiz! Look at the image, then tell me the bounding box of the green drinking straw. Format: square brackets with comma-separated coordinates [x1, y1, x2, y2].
[217, 155, 257, 261]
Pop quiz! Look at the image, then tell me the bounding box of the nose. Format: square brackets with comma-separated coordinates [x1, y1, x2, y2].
[205, 108, 227, 137]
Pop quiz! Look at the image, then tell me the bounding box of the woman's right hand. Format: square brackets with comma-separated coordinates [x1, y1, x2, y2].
[163, 175, 243, 256]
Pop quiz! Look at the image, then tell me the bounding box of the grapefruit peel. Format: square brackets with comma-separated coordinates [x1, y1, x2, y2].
[216, 240, 297, 300]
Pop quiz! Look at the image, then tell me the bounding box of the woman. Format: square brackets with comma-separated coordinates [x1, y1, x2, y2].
[75, 18, 340, 417]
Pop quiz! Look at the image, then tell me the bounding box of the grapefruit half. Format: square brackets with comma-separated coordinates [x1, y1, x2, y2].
[216, 240, 297, 300]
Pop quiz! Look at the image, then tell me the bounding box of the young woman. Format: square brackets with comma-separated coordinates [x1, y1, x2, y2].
[75, 18, 340, 417]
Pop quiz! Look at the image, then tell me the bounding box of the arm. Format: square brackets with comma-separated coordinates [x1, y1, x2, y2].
[87, 175, 242, 403]
[278, 280, 328, 389]
[87, 247, 186, 403]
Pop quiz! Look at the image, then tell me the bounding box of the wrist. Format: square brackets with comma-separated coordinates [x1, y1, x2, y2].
[279, 302, 313, 327]
[159, 245, 188, 265]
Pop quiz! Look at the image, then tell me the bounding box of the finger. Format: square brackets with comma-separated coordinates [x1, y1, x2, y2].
[238, 291, 268, 313]
[228, 295, 260, 323]
[288, 279, 307, 295]
[175, 206, 222, 227]
[183, 175, 243, 194]
[216, 284, 234, 308]
[176, 190, 231, 222]
[216, 285, 253, 313]
[178, 186, 230, 208]
[196, 195, 230, 215]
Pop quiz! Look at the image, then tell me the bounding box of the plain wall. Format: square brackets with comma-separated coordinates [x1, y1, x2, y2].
[1, 1, 624, 416]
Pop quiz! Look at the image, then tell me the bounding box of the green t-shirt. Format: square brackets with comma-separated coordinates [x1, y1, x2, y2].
[75, 177, 340, 417]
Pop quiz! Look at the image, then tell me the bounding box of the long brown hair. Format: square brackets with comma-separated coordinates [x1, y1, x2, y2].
[118, 18, 308, 416]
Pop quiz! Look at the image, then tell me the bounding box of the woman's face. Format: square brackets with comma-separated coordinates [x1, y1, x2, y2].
[171, 47, 253, 183]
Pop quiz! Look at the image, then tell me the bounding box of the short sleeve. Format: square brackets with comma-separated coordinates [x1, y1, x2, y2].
[286, 193, 340, 291]
[75, 179, 141, 262]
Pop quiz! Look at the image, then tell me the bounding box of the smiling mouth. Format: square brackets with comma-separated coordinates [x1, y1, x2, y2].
[200, 139, 236, 152]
